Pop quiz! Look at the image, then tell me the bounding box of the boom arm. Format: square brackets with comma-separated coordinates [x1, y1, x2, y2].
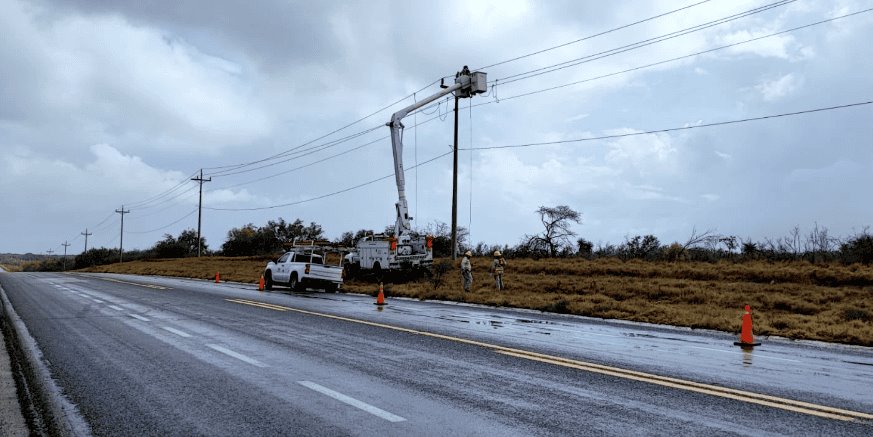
[388, 67, 486, 241]
[388, 80, 465, 240]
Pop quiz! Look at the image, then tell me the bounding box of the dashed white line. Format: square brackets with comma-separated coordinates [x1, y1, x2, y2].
[297, 381, 406, 423]
[90, 299, 104, 304]
[206, 344, 266, 368]
[129, 314, 150, 322]
[108, 305, 124, 311]
[161, 327, 192, 338]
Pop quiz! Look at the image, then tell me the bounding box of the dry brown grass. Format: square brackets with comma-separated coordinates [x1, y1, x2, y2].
[79, 257, 873, 346]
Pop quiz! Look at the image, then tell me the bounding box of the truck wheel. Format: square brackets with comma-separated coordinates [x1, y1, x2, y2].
[265, 272, 273, 291]
[289, 273, 299, 291]
[324, 284, 338, 293]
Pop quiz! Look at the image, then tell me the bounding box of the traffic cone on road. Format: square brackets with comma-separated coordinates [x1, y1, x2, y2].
[734, 305, 761, 347]
[374, 282, 386, 306]
[215, 272, 220, 283]
[258, 275, 265, 291]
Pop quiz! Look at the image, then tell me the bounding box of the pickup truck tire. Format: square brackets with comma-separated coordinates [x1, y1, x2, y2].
[289, 273, 300, 291]
[264, 272, 273, 291]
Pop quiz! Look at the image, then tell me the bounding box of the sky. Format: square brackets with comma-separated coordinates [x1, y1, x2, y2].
[1, 0, 872, 255]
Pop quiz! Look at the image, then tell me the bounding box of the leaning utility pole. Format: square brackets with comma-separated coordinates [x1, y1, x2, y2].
[191, 169, 211, 257]
[115, 206, 130, 263]
[81, 228, 92, 253]
[61, 241, 71, 271]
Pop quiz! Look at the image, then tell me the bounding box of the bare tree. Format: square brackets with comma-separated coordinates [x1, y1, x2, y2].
[527, 205, 582, 257]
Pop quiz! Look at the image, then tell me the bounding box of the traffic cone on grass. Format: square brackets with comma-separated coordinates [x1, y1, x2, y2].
[258, 275, 265, 291]
[374, 282, 386, 306]
[734, 305, 761, 347]
[215, 272, 220, 283]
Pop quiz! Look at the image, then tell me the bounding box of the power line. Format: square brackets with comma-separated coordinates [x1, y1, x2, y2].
[463, 7, 873, 112]
[128, 207, 199, 235]
[475, 0, 713, 71]
[201, 78, 453, 176]
[204, 151, 454, 212]
[200, 100, 871, 212]
[494, 0, 797, 87]
[463, 101, 873, 151]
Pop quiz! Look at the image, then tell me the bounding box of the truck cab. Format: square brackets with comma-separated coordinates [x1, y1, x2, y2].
[264, 244, 345, 292]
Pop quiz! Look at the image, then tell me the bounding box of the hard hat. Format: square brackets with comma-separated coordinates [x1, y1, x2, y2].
[493, 250, 501, 257]
[464, 251, 472, 257]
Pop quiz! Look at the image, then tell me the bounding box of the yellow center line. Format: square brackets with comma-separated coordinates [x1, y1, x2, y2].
[226, 299, 289, 312]
[224, 298, 873, 422]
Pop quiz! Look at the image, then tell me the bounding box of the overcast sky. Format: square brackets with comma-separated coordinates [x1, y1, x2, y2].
[2, 0, 872, 255]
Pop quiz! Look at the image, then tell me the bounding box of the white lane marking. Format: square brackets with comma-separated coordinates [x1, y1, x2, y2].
[688, 346, 800, 362]
[108, 305, 124, 311]
[161, 327, 192, 338]
[297, 381, 406, 423]
[90, 299, 104, 304]
[129, 314, 150, 322]
[206, 344, 266, 368]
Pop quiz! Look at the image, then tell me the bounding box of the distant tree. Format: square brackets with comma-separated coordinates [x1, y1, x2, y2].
[619, 235, 661, 260]
[420, 221, 469, 257]
[526, 205, 581, 257]
[74, 247, 117, 268]
[149, 229, 205, 259]
[577, 238, 594, 259]
[840, 229, 873, 265]
[222, 218, 325, 256]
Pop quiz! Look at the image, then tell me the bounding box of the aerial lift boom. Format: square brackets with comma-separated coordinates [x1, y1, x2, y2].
[388, 66, 487, 242]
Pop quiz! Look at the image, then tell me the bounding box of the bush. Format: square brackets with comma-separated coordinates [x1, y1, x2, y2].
[840, 234, 873, 265]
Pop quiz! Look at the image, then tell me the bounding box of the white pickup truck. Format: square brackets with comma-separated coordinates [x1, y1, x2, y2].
[263, 247, 344, 292]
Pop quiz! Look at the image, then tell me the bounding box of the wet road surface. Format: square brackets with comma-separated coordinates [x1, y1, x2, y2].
[1, 272, 871, 436]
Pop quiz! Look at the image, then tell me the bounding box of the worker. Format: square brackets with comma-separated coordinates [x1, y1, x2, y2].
[460, 250, 473, 292]
[490, 250, 506, 291]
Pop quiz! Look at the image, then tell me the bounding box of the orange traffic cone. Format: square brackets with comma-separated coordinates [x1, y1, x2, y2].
[734, 305, 761, 347]
[374, 282, 386, 306]
[258, 275, 265, 291]
[215, 272, 220, 283]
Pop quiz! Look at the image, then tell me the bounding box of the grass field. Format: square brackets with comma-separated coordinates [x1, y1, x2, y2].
[79, 256, 873, 346]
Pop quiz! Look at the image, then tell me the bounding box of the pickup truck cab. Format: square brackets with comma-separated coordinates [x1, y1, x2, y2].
[264, 247, 343, 292]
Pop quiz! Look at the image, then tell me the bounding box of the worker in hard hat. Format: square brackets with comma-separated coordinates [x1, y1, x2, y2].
[460, 250, 473, 292]
[490, 250, 506, 291]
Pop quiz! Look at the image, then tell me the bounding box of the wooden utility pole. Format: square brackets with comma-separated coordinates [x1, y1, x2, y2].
[191, 169, 211, 257]
[81, 228, 92, 253]
[450, 95, 460, 260]
[115, 206, 130, 263]
[61, 241, 71, 271]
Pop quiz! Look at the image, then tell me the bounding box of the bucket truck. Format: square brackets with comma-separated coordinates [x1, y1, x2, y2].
[345, 66, 487, 275]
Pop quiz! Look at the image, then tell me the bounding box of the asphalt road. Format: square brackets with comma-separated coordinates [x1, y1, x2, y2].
[0, 272, 871, 436]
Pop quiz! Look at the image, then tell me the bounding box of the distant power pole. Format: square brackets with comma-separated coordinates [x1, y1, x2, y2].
[115, 206, 130, 263]
[81, 228, 92, 253]
[191, 169, 211, 257]
[61, 241, 71, 271]
[46, 249, 54, 256]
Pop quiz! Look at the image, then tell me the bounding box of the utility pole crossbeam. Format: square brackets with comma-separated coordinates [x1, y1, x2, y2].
[191, 169, 212, 257]
[81, 229, 92, 253]
[115, 206, 130, 263]
[61, 241, 71, 271]
[46, 249, 54, 256]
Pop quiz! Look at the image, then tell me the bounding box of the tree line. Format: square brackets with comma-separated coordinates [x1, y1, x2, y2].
[20, 205, 873, 271]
